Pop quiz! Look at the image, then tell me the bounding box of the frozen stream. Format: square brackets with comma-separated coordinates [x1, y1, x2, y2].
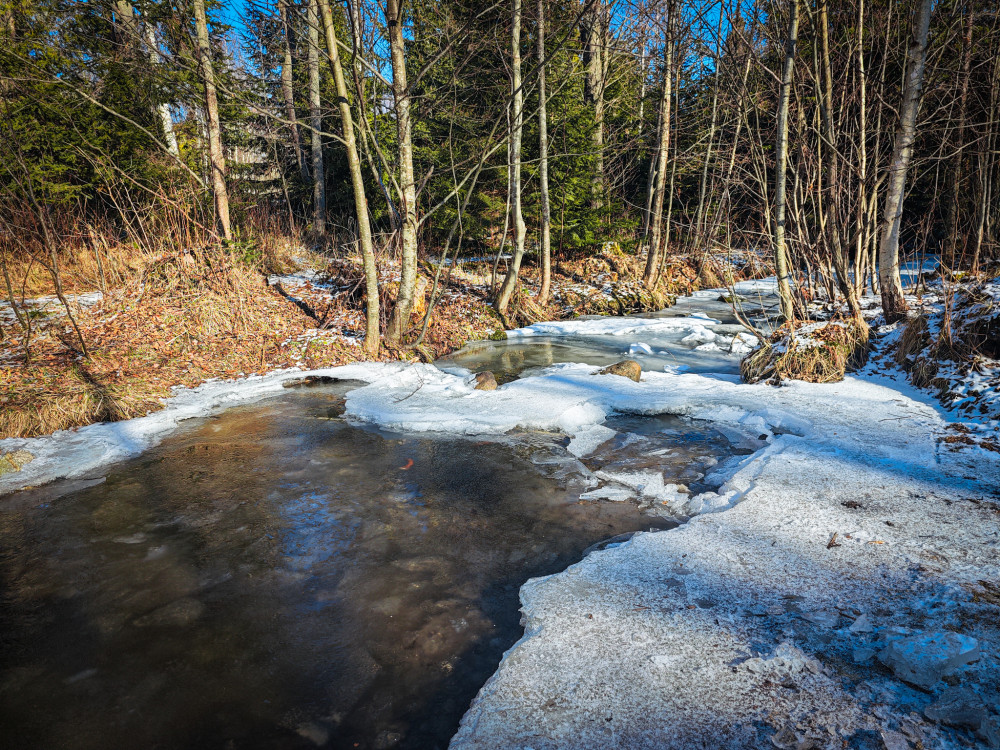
[0, 290, 761, 749]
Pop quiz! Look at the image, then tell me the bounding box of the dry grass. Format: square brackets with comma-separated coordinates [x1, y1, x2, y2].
[742, 320, 870, 384]
[0, 246, 332, 439]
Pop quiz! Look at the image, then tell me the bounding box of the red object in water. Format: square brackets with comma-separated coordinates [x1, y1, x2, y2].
[399, 458, 414, 470]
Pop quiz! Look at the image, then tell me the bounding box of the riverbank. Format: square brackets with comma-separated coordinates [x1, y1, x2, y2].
[0, 244, 728, 442]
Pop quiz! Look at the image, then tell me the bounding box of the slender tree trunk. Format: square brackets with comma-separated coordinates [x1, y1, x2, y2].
[972, 47, 1000, 272]
[117, 3, 179, 159]
[113, 0, 137, 49]
[279, 0, 308, 182]
[853, 0, 868, 295]
[581, 0, 604, 210]
[694, 6, 725, 248]
[384, 0, 419, 344]
[143, 23, 179, 157]
[817, 0, 863, 322]
[637, 43, 646, 140]
[945, 3, 973, 267]
[307, 0, 326, 235]
[536, 0, 552, 304]
[643, 14, 672, 286]
[193, 0, 231, 241]
[879, 0, 932, 322]
[495, 0, 527, 315]
[318, 0, 379, 355]
[773, 0, 798, 323]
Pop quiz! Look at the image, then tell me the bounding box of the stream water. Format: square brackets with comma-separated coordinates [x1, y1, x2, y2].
[1, 306, 750, 750]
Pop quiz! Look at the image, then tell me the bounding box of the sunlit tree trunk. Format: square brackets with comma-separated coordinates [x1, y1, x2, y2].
[879, 0, 932, 322]
[193, 0, 231, 241]
[318, 0, 380, 355]
[817, 0, 863, 322]
[773, 0, 798, 322]
[495, 0, 527, 316]
[536, 0, 552, 304]
[384, 0, 419, 345]
[143, 24, 179, 158]
[581, 0, 605, 210]
[643, 12, 672, 286]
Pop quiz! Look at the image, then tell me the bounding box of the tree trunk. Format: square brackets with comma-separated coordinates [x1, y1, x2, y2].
[279, 0, 309, 182]
[878, 0, 932, 322]
[944, 3, 972, 267]
[581, 0, 604, 210]
[143, 23, 179, 157]
[384, 0, 419, 345]
[307, 0, 326, 235]
[817, 0, 863, 322]
[694, 6, 725, 248]
[643, 14, 672, 286]
[773, 0, 798, 323]
[318, 0, 380, 356]
[193, 0, 231, 241]
[495, 0, 527, 316]
[536, 0, 552, 304]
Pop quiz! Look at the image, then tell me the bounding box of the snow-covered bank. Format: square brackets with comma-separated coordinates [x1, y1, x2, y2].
[0, 363, 401, 494]
[447, 379, 1000, 747]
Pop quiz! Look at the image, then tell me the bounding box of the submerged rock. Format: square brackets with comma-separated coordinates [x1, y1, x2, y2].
[0, 450, 34, 476]
[878, 631, 980, 688]
[596, 359, 642, 382]
[473, 371, 498, 391]
[923, 686, 987, 730]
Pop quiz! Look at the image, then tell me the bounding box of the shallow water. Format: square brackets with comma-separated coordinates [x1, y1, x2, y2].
[0, 381, 731, 750]
[437, 288, 774, 381]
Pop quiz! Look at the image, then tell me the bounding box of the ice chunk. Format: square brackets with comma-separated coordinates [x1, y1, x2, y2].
[566, 425, 616, 457]
[801, 609, 840, 628]
[579, 486, 635, 503]
[977, 716, 1000, 749]
[680, 326, 717, 346]
[849, 613, 874, 633]
[923, 686, 987, 730]
[853, 647, 877, 664]
[628, 342, 654, 356]
[877, 631, 980, 688]
[879, 729, 910, 750]
[743, 642, 820, 676]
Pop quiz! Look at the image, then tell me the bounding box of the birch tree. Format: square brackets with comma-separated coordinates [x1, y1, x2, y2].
[536, 0, 552, 303]
[495, 0, 528, 316]
[773, 0, 798, 322]
[384, 0, 420, 345]
[878, 0, 933, 322]
[643, 7, 673, 286]
[317, 0, 380, 355]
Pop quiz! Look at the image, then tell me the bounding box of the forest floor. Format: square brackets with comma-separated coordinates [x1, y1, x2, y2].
[0, 242, 751, 442]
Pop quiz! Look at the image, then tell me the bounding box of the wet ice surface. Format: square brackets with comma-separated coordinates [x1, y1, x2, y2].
[0, 382, 732, 750]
